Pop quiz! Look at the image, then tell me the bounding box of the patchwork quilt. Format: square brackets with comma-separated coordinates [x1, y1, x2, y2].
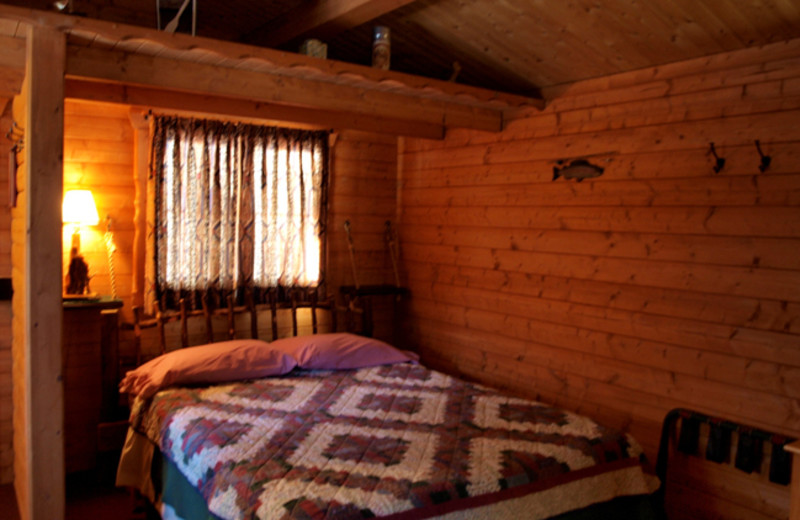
[129, 364, 659, 519]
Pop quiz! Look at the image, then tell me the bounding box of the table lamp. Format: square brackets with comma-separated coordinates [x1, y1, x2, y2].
[63, 189, 99, 295]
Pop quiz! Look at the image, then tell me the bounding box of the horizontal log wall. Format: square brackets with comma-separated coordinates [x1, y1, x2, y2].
[63, 100, 135, 314]
[328, 130, 400, 342]
[398, 39, 800, 520]
[59, 112, 399, 352]
[0, 99, 10, 485]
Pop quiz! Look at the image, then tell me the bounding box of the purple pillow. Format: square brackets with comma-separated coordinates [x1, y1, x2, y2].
[119, 339, 297, 398]
[269, 333, 418, 370]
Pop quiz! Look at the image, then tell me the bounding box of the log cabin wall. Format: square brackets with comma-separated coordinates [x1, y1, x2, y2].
[0, 99, 12, 484]
[328, 130, 398, 290]
[327, 130, 400, 341]
[10, 80, 27, 509]
[398, 39, 800, 520]
[59, 104, 399, 346]
[148, 126, 401, 350]
[58, 103, 398, 328]
[63, 100, 135, 315]
[0, 95, 398, 491]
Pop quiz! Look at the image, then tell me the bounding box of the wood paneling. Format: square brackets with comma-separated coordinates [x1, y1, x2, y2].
[328, 130, 401, 342]
[398, 39, 800, 519]
[63, 100, 135, 320]
[0, 99, 12, 485]
[59, 104, 400, 356]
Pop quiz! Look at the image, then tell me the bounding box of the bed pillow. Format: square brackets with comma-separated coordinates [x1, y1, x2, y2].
[269, 332, 418, 370]
[119, 339, 297, 398]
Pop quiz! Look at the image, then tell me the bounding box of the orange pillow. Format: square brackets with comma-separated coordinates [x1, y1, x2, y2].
[119, 339, 297, 398]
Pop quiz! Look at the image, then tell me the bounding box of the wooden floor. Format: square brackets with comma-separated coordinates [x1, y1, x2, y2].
[0, 452, 133, 520]
[0, 481, 131, 520]
[0, 484, 20, 520]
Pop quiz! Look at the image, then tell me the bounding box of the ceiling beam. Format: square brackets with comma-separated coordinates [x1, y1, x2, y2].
[0, 65, 24, 96]
[243, 0, 418, 48]
[65, 45, 504, 132]
[0, 34, 24, 95]
[64, 79, 445, 139]
[0, 34, 24, 68]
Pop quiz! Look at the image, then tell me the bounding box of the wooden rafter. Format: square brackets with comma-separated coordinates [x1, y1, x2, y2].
[65, 79, 445, 139]
[0, 34, 24, 96]
[243, 0, 418, 48]
[65, 45, 501, 131]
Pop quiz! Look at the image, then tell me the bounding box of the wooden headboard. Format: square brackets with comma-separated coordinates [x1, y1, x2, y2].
[128, 290, 336, 365]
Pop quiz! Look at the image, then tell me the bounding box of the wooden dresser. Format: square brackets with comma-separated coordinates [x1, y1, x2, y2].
[62, 297, 122, 474]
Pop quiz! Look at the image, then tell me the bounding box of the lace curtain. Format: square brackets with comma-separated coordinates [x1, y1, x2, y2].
[147, 116, 328, 310]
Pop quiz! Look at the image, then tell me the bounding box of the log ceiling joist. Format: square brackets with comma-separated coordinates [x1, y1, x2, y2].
[0, 34, 24, 96]
[65, 45, 502, 133]
[64, 79, 445, 139]
[0, 5, 543, 138]
[243, 0, 418, 48]
[0, 65, 23, 97]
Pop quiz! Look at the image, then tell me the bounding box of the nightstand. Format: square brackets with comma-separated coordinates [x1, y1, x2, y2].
[63, 296, 123, 474]
[787, 441, 800, 520]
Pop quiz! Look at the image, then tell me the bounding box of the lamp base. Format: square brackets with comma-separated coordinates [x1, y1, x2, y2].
[65, 255, 90, 295]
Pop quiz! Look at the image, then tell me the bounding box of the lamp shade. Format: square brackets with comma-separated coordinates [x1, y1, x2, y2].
[62, 189, 100, 226]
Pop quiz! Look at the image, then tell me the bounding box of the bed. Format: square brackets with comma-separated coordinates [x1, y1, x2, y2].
[116, 331, 661, 520]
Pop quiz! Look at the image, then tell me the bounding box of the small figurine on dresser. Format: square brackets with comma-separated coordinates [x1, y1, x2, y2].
[65, 246, 90, 295]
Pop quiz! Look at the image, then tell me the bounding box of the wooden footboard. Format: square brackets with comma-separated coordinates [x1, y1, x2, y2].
[656, 409, 796, 519]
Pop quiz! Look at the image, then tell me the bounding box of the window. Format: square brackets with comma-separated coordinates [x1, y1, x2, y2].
[149, 116, 328, 308]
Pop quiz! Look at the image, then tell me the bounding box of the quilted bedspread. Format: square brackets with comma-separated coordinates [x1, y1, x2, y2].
[129, 364, 659, 519]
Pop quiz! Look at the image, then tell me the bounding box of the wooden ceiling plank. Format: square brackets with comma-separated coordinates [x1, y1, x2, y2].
[543, 38, 800, 100]
[245, 0, 418, 47]
[64, 79, 446, 139]
[410, 0, 620, 88]
[64, 45, 502, 131]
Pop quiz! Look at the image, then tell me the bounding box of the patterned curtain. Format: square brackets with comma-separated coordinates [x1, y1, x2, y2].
[148, 116, 328, 310]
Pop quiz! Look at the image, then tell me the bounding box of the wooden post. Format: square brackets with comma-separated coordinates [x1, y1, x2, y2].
[202, 293, 213, 343]
[247, 289, 258, 340]
[128, 109, 149, 313]
[154, 300, 166, 355]
[786, 441, 800, 520]
[179, 298, 188, 348]
[132, 306, 143, 365]
[310, 290, 318, 334]
[269, 289, 278, 340]
[227, 294, 235, 340]
[22, 24, 66, 520]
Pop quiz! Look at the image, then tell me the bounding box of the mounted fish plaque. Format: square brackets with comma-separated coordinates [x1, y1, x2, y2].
[552, 159, 604, 182]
